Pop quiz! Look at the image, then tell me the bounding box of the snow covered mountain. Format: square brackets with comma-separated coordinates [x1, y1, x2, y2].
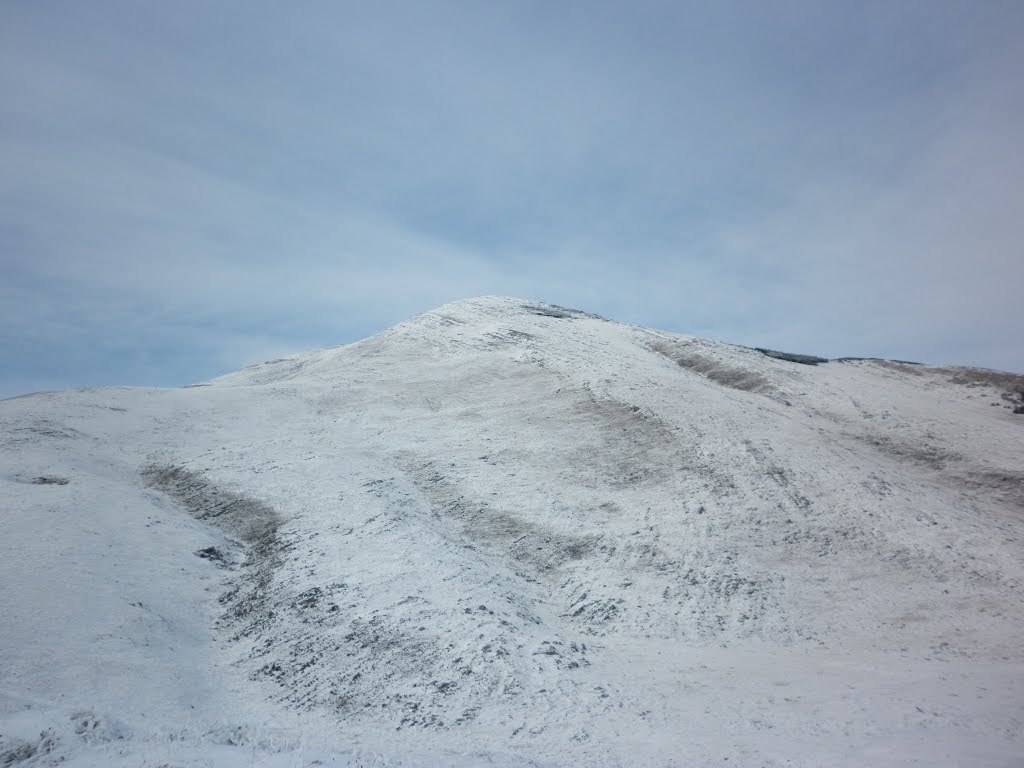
[2, 296, 1023, 767]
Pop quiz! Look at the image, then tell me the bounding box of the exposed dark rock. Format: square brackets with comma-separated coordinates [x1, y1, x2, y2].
[754, 348, 829, 366]
[195, 546, 233, 568]
[521, 302, 606, 321]
[31, 475, 69, 485]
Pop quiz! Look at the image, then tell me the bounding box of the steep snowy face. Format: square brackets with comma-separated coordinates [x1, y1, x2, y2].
[2, 297, 1023, 767]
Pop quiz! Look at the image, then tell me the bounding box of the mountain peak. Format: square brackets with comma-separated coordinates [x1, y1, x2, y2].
[6, 297, 1021, 765]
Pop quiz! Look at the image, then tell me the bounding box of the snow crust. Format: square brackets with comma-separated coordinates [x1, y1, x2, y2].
[2, 296, 1023, 766]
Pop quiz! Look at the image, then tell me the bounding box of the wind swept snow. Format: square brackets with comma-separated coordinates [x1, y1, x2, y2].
[2, 296, 1023, 766]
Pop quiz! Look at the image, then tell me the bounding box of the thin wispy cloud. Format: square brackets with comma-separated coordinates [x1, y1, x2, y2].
[2, 1, 1022, 397]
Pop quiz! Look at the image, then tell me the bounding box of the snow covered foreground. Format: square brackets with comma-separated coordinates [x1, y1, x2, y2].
[2, 296, 1023, 767]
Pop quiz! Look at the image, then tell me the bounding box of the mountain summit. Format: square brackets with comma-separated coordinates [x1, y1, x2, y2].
[3, 297, 1023, 766]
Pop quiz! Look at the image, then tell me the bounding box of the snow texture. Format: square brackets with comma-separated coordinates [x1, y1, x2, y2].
[2, 296, 1023, 766]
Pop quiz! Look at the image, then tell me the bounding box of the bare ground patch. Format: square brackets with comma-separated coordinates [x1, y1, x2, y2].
[873, 361, 1024, 414]
[646, 340, 776, 396]
[140, 464, 282, 638]
[403, 458, 601, 577]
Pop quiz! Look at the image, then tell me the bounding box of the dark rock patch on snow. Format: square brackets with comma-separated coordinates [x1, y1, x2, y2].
[753, 347, 829, 366]
[521, 302, 606, 321]
[30, 475, 69, 485]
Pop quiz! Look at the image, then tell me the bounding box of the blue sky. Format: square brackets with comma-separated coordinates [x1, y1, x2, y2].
[2, 1, 1023, 397]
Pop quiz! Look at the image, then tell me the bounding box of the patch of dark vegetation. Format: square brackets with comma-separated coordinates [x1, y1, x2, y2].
[880, 361, 1023, 388]
[566, 392, 688, 487]
[529, 639, 592, 669]
[0, 730, 56, 766]
[413, 391, 694, 565]
[959, 469, 1024, 510]
[521, 302, 606, 321]
[399, 463, 600, 575]
[875, 362, 1024, 414]
[195, 545, 233, 568]
[566, 597, 623, 624]
[292, 586, 323, 610]
[946, 368, 1024, 391]
[141, 465, 279, 545]
[433, 313, 466, 326]
[2, 418, 86, 447]
[754, 347, 829, 366]
[283, 609, 492, 722]
[1002, 388, 1024, 414]
[947, 371, 1024, 415]
[647, 340, 775, 395]
[31, 475, 69, 485]
[859, 433, 963, 470]
[526, 306, 575, 319]
[141, 464, 282, 636]
[482, 328, 536, 348]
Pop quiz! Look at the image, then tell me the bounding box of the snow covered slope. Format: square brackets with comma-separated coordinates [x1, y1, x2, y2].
[2, 296, 1023, 767]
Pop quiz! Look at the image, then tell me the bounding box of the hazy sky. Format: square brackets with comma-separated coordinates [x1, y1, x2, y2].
[2, 1, 1023, 397]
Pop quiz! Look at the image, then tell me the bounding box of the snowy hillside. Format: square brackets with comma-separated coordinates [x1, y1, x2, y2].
[2, 296, 1023, 767]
